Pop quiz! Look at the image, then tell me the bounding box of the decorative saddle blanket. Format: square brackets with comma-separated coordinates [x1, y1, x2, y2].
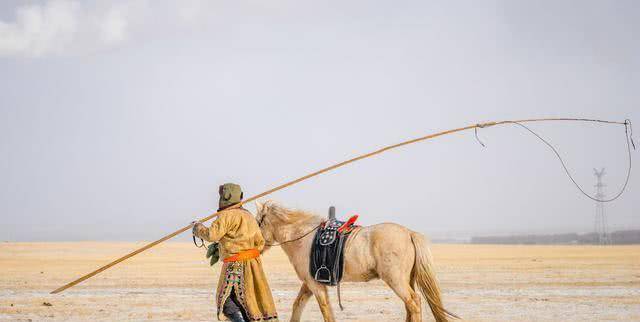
[309, 215, 359, 286]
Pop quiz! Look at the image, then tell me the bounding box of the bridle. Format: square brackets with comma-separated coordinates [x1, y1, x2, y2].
[257, 211, 321, 247]
[257, 212, 267, 228]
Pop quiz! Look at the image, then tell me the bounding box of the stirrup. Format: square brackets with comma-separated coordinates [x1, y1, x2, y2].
[314, 266, 332, 283]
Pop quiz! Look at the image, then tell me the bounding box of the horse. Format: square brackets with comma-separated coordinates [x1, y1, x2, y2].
[255, 201, 457, 322]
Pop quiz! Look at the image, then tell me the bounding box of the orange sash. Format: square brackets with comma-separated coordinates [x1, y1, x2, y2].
[223, 248, 260, 263]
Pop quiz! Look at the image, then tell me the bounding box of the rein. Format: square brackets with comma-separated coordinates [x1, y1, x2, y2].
[265, 225, 321, 247]
[258, 214, 322, 247]
[192, 235, 206, 248]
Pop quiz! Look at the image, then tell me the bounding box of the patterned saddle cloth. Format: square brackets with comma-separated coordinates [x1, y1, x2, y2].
[309, 215, 358, 285]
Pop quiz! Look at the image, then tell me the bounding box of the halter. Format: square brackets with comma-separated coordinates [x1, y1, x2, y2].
[257, 212, 266, 228]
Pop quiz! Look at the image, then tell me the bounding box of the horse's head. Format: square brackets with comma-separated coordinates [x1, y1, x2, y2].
[255, 200, 320, 251]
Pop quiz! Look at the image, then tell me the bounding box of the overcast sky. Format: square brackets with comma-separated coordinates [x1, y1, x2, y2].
[1, 0, 638, 242]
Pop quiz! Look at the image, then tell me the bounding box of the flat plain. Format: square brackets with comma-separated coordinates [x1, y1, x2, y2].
[1, 242, 638, 321]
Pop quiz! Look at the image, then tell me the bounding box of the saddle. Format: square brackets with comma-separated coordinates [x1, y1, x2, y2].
[309, 207, 359, 286]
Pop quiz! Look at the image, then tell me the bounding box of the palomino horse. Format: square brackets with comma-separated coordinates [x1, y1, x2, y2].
[255, 201, 457, 322]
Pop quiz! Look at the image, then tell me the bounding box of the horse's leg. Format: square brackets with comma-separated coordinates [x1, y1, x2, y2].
[290, 283, 312, 322]
[306, 282, 335, 322]
[382, 275, 422, 322]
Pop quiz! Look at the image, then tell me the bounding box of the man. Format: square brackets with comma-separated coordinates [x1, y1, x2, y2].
[193, 183, 279, 322]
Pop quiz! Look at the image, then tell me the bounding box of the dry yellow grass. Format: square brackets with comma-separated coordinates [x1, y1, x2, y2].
[1, 242, 638, 321]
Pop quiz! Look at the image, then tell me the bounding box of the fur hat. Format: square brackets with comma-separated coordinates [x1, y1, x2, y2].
[218, 183, 243, 210]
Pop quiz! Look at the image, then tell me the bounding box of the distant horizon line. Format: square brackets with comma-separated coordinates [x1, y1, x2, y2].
[4, 227, 640, 243]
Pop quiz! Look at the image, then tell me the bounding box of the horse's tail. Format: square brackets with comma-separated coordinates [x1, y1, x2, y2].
[410, 232, 459, 322]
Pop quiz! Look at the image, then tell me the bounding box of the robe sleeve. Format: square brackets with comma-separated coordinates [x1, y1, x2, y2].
[255, 231, 266, 251]
[197, 213, 231, 243]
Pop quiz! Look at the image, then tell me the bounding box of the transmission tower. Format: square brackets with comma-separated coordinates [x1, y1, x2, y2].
[593, 168, 610, 245]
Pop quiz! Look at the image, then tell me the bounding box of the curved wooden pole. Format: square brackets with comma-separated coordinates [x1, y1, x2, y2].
[50, 117, 626, 294]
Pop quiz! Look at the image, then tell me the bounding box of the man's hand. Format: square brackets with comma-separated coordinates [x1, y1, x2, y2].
[192, 222, 208, 240]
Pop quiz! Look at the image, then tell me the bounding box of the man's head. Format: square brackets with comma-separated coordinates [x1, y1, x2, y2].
[218, 183, 243, 210]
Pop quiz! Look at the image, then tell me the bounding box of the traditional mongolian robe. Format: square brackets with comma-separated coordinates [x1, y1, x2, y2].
[199, 208, 279, 321]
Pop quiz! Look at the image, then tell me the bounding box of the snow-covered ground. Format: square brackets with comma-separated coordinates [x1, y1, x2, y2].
[1, 242, 638, 321]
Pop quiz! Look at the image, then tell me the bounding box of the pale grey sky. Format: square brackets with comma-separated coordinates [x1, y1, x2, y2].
[1, 0, 638, 241]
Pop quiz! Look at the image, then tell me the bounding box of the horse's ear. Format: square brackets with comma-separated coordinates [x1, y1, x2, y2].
[255, 201, 264, 213]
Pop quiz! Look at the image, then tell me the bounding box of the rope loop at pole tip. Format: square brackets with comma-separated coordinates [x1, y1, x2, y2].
[506, 120, 632, 203]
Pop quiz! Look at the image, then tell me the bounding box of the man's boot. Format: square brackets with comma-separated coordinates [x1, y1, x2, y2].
[226, 311, 246, 322]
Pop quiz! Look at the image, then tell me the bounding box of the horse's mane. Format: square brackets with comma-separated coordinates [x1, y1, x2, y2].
[263, 201, 321, 225]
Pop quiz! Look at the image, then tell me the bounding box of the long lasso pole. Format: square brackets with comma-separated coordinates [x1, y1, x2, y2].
[50, 117, 633, 294]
